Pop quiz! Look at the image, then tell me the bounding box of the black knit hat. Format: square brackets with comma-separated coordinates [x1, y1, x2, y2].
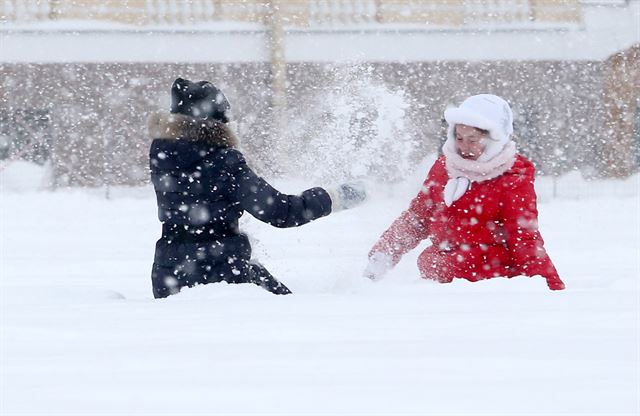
[170, 77, 231, 123]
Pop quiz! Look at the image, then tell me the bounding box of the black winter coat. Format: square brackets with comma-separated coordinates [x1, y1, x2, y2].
[148, 112, 332, 298]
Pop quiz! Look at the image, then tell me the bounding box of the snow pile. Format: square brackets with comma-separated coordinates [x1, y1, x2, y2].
[1, 171, 638, 415]
[0, 160, 51, 192]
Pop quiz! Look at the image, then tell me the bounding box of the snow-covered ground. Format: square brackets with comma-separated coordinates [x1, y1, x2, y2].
[1, 162, 638, 415]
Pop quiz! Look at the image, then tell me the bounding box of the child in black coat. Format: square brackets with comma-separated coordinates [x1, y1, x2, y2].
[148, 78, 365, 298]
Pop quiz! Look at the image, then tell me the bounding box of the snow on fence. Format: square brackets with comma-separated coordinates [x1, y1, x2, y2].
[534, 172, 639, 202]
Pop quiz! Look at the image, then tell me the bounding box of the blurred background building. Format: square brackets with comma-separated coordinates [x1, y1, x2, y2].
[0, 0, 587, 26]
[0, 0, 638, 186]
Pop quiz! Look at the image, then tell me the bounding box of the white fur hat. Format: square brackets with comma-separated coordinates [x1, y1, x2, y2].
[444, 94, 514, 162]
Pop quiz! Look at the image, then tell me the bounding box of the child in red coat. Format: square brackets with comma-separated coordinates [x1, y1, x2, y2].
[365, 94, 565, 290]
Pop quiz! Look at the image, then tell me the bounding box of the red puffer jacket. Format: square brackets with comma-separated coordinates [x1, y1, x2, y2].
[371, 154, 565, 290]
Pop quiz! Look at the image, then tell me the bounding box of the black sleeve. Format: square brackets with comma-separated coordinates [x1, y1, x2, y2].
[224, 149, 332, 227]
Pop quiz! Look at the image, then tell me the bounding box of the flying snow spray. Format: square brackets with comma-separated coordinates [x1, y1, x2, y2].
[282, 65, 418, 184]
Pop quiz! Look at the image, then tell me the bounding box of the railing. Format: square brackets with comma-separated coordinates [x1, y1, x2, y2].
[463, 0, 532, 25]
[305, 1, 380, 25]
[143, 0, 271, 25]
[0, 0, 52, 21]
[0, 0, 582, 27]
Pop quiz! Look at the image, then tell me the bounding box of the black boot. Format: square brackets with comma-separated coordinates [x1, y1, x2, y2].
[248, 263, 292, 295]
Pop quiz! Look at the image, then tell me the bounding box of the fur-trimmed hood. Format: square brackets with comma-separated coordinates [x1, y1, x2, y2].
[147, 110, 239, 148]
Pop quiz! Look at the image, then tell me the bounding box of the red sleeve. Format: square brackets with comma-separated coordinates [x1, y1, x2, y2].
[501, 164, 565, 290]
[369, 162, 439, 265]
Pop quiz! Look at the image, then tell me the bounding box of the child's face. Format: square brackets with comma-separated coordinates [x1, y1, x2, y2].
[454, 124, 487, 160]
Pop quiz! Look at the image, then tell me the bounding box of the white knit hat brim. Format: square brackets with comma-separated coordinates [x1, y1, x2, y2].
[444, 106, 511, 162]
[444, 106, 508, 143]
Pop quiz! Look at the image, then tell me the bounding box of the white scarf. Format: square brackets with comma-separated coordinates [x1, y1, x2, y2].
[442, 138, 517, 206]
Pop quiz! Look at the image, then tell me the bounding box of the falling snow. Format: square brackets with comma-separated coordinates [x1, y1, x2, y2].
[1, 1, 639, 415]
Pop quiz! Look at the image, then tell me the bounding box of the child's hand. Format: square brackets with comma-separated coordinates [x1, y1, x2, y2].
[363, 252, 393, 281]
